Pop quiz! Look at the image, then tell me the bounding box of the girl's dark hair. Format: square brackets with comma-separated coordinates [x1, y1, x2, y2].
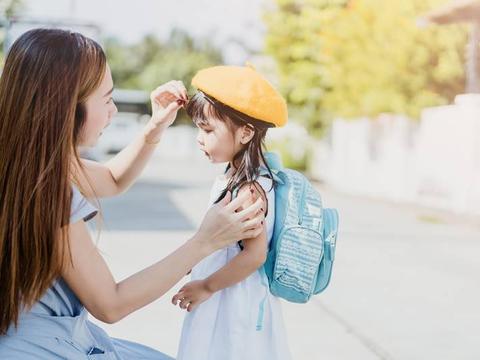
[186, 92, 275, 205]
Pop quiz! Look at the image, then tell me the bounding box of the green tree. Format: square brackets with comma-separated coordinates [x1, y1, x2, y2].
[0, 0, 23, 63]
[264, 0, 468, 136]
[106, 29, 222, 123]
[106, 30, 222, 124]
[106, 29, 222, 92]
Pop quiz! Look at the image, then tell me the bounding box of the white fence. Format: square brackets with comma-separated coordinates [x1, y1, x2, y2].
[311, 94, 480, 215]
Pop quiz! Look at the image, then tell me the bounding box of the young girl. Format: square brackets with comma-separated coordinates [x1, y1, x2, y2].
[172, 65, 292, 360]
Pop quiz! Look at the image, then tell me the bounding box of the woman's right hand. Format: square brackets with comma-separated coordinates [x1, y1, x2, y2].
[194, 191, 264, 254]
[144, 80, 188, 143]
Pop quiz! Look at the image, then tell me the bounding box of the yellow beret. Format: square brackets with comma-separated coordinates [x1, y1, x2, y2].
[191, 64, 288, 127]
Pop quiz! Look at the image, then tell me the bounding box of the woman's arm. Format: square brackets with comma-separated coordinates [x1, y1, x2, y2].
[172, 184, 268, 312]
[62, 190, 265, 324]
[74, 81, 187, 198]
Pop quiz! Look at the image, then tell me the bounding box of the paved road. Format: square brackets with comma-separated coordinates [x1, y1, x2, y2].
[90, 154, 480, 360]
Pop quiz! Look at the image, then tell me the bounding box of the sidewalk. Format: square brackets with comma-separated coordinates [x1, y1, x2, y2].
[91, 154, 480, 360]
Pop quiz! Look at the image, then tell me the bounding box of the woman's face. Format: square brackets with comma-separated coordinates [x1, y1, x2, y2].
[79, 65, 118, 147]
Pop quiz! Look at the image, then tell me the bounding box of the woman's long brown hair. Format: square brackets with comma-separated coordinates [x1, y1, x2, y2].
[0, 29, 106, 334]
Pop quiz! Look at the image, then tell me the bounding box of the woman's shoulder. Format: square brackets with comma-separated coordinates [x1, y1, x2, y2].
[70, 185, 98, 224]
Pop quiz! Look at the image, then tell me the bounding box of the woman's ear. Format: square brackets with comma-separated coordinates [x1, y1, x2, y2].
[240, 125, 255, 144]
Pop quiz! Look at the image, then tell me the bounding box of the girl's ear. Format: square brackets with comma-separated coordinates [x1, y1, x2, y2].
[240, 125, 255, 145]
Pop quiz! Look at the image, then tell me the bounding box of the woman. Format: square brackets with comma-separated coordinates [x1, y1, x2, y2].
[0, 29, 264, 359]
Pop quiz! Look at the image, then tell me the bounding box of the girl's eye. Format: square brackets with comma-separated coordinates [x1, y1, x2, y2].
[106, 98, 113, 104]
[200, 127, 212, 133]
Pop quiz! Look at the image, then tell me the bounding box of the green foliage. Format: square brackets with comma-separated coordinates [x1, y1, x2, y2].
[0, 0, 23, 64]
[106, 29, 222, 124]
[264, 0, 468, 135]
[267, 138, 310, 171]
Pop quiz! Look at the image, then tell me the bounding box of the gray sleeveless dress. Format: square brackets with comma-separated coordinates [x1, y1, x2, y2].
[0, 185, 174, 359]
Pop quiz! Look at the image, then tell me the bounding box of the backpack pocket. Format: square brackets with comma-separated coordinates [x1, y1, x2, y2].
[271, 226, 324, 303]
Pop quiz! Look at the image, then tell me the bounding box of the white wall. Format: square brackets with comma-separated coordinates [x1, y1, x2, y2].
[311, 94, 480, 215]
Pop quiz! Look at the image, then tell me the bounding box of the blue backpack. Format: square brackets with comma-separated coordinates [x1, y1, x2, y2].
[260, 152, 339, 304]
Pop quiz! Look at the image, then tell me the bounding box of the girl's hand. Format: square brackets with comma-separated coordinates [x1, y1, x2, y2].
[194, 191, 265, 254]
[144, 80, 188, 143]
[172, 280, 213, 312]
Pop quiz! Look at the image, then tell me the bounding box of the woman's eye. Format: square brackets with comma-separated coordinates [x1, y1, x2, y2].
[106, 98, 113, 104]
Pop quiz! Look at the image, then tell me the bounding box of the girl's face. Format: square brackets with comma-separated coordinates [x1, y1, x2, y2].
[196, 115, 247, 163]
[79, 65, 118, 147]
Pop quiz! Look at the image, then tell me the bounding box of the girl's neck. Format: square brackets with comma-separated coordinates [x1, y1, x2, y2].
[225, 161, 236, 179]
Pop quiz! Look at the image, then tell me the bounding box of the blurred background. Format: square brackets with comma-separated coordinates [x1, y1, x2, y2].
[1, 0, 480, 359]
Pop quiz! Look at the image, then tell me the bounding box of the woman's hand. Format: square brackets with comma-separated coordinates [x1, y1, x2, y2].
[144, 80, 188, 143]
[172, 280, 213, 312]
[193, 191, 265, 255]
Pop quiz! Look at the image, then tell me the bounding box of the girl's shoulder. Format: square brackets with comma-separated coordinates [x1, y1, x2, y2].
[255, 175, 274, 195]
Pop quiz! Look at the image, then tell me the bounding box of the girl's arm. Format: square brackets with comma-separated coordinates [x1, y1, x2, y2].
[172, 183, 268, 312]
[74, 81, 187, 198]
[62, 190, 265, 324]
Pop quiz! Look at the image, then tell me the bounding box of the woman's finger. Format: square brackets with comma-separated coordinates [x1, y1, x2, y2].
[218, 191, 232, 206]
[163, 100, 182, 116]
[169, 80, 187, 101]
[242, 216, 264, 230]
[242, 226, 264, 239]
[224, 190, 251, 212]
[153, 83, 183, 103]
[163, 84, 183, 101]
[236, 197, 264, 221]
[173, 80, 188, 101]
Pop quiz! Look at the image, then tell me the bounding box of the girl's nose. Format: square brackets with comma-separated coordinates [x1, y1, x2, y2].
[196, 132, 204, 146]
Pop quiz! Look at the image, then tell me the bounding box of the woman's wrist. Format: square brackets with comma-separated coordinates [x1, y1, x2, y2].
[143, 119, 166, 145]
[189, 231, 216, 259]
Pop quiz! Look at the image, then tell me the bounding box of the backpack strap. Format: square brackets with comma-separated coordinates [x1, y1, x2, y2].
[261, 152, 285, 185]
[264, 151, 283, 171]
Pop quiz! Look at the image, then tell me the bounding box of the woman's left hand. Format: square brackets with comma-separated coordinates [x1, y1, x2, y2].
[172, 280, 213, 312]
[144, 80, 188, 143]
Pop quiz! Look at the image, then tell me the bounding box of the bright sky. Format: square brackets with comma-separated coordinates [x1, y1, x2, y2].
[19, 0, 269, 63]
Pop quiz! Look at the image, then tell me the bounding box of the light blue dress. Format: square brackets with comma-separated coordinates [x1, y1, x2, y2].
[0, 185, 174, 359]
[177, 175, 291, 360]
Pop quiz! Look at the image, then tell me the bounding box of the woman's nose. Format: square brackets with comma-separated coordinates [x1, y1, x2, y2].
[109, 102, 118, 118]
